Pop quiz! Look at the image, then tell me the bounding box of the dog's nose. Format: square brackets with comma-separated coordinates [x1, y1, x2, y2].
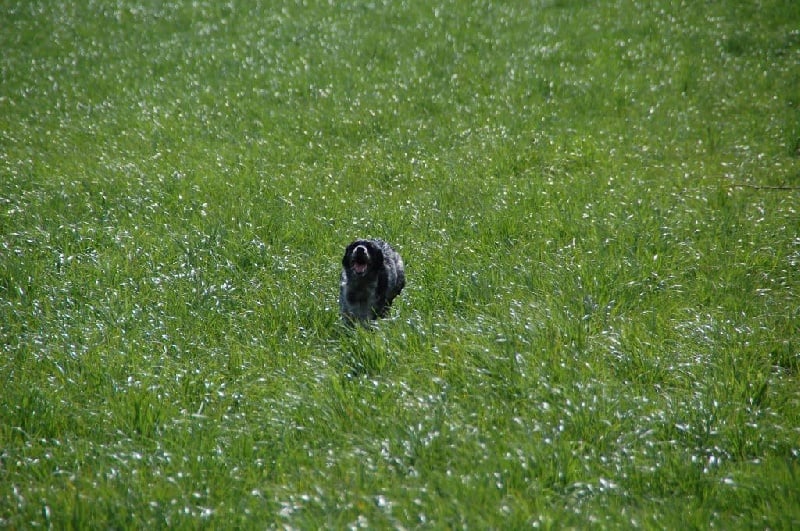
[354, 245, 368, 258]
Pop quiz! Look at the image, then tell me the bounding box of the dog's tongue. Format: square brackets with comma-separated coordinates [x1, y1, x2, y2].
[353, 262, 368, 274]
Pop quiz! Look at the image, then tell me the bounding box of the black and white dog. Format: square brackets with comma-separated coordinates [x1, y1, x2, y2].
[339, 239, 405, 324]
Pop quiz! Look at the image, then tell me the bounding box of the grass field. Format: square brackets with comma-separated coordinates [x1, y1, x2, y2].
[2, 0, 799, 528]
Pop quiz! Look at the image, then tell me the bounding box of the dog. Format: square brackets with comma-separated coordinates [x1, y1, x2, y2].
[339, 239, 405, 324]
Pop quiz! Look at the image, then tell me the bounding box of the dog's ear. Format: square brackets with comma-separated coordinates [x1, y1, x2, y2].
[368, 242, 384, 269]
[342, 242, 355, 268]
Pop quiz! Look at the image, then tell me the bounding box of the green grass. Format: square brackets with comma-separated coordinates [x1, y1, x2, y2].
[2, 0, 799, 527]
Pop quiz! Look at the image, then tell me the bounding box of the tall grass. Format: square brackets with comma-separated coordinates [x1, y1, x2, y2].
[2, 0, 799, 527]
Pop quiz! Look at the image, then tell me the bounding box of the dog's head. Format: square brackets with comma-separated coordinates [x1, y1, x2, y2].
[343, 240, 383, 278]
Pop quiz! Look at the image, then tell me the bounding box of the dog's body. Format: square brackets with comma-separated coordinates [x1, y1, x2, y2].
[339, 239, 405, 323]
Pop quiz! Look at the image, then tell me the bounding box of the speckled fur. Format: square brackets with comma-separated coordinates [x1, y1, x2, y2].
[339, 239, 405, 324]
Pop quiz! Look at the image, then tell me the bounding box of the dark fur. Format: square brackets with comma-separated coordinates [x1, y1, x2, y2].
[339, 239, 405, 323]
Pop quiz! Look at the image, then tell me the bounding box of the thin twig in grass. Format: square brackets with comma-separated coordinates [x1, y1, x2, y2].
[730, 183, 800, 191]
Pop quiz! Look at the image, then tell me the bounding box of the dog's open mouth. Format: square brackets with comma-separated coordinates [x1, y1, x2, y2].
[351, 245, 370, 275]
